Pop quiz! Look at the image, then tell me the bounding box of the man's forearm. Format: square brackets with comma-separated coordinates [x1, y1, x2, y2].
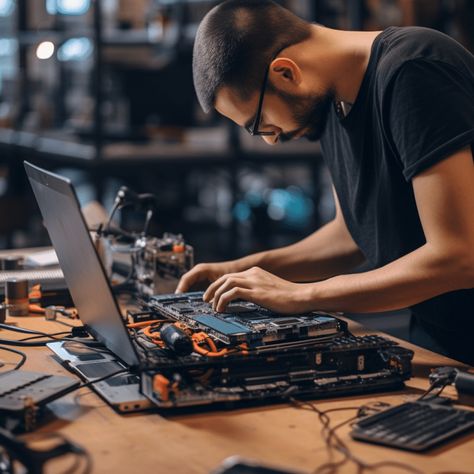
[235, 218, 365, 282]
[307, 242, 474, 313]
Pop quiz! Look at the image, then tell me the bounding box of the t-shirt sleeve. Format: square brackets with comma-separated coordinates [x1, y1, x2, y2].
[385, 58, 474, 181]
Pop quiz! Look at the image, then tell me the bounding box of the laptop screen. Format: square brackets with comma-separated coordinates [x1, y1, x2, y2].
[24, 161, 139, 367]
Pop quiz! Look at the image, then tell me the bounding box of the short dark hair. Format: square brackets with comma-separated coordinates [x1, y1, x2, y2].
[193, 0, 312, 113]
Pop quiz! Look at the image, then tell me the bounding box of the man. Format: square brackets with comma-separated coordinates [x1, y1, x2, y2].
[177, 0, 474, 364]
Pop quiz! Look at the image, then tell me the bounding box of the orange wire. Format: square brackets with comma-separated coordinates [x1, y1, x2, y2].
[143, 325, 163, 339]
[192, 342, 229, 357]
[127, 320, 168, 329]
[134, 320, 249, 357]
[29, 304, 46, 314]
[205, 337, 218, 352]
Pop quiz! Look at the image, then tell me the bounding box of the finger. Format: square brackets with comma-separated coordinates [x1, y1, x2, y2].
[175, 272, 193, 293]
[175, 266, 207, 294]
[216, 287, 251, 313]
[212, 277, 251, 311]
[203, 272, 240, 302]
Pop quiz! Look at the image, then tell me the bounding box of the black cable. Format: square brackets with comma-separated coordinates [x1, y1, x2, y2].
[417, 379, 449, 401]
[19, 331, 71, 342]
[289, 399, 361, 474]
[0, 337, 100, 347]
[0, 323, 55, 336]
[415, 367, 453, 403]
[104, 201, 120, 233]
[289, 398, 423, 474]
[75, 368, 128, 391]
[419, 382, 449, 402]
[0, 346, 27, 370]
[315, 414, 361, 474]
[0, 323, 82, 340]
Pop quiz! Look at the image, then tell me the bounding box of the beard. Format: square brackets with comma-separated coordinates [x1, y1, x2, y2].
[276, 88, 335, 143]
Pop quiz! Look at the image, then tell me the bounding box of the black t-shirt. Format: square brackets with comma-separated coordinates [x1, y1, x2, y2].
[320, 27, 474, 356]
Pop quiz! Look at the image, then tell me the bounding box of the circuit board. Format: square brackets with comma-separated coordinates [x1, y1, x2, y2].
[149, 292, 344, 346]
[141, 334, 414, 408]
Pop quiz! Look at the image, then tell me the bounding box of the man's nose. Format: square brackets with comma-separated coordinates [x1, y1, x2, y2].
[261, 127, 281, 146]
[261, 135, 278, 145]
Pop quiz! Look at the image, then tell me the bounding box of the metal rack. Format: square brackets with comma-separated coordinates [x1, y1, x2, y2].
[0, 0, 338, 254]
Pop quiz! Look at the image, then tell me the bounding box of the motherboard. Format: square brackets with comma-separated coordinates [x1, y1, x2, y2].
[149, 292, 344, 346]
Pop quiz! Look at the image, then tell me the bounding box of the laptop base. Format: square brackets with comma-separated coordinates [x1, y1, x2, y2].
[47, 342, 152, 413]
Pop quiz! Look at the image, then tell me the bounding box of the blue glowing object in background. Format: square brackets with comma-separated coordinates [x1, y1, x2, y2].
[233, 201, 251, 223]
[0, 0, 14, 17]
[0, 38, 17, 56]
[267, 186, 314, 227]
[233, 185, 314, 230]
[46, 0, 91, 15]
[58, 37, 93, 61]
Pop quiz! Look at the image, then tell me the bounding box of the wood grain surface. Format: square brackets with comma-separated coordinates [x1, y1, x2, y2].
[1, 313, 473, 474]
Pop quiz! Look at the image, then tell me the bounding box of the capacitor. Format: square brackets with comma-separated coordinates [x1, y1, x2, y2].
[5, 278, 29, 316]
[159, 324, 193, 355]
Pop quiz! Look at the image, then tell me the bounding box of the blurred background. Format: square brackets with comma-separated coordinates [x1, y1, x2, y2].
[0, 1, 473, 340]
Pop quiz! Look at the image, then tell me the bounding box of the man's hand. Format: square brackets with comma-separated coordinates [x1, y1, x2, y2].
[202, 266, 315, 314]
[176, 260, 245, 293]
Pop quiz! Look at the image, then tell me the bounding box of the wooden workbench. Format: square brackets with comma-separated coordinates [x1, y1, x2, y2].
[1, 314, 473, 474]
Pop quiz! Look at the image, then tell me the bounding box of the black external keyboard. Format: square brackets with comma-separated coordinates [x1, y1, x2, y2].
[351, 401, 474, 451]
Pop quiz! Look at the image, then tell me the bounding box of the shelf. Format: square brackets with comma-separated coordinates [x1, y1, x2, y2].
[0, 126, 322, 166]
[17, 29, 93, 46]
[1, 1, 322, 171]
[15, 26, 197, 49]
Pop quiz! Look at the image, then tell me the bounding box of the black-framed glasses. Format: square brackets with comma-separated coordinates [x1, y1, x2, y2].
[245, 61, 276, 137]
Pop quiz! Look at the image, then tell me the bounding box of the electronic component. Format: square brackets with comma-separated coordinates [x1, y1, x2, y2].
[429, 366, 474, 397]
[351, 401, 474, 451]
[0, 371, 80, 431]
[25, 162, 414, 415]
[454, 371, 474, 396]
[159, 324, 193, 355]
[127, 309, 157, 324]
[0, 256, 23, 271]
[28, 282, 73, 308]
[141, 334, 414, 408]
[44, 305, 77, 321]
[5, 278, 29, 316]
[134, 233, 194, 296]
[98, 185, 194, 296]
[0, 268, 65, 289]
[149, 292, 343, 346]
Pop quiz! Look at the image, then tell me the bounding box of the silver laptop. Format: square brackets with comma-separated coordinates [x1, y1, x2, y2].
[25, 161, 151, 412]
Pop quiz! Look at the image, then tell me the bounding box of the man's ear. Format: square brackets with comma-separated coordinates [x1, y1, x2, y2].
[269, 57, 302, 86]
